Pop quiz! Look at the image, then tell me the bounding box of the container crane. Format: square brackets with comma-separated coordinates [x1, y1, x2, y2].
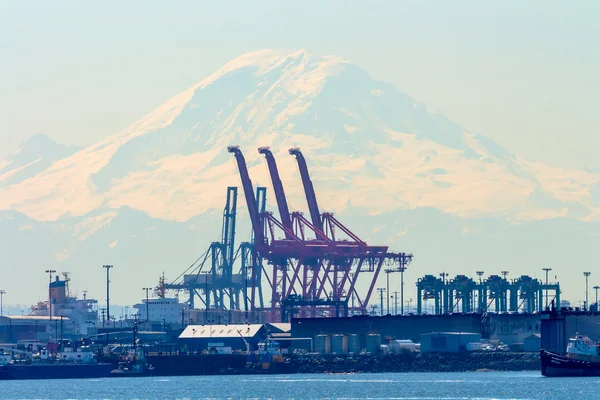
[230, 145, 414, 320]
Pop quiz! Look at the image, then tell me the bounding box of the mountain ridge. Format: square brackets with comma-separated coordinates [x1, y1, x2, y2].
[0, 49, 598, 224]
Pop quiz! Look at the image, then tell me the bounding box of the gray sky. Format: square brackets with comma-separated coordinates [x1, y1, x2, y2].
[1, 1, 599, 169]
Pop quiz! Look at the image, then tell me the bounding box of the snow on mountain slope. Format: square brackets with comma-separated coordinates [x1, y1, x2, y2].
[0, 49, 598, 223]
[0, 134, 80, 188]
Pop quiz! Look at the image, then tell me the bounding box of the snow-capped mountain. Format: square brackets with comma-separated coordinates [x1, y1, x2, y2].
[1, 49, 599, 305]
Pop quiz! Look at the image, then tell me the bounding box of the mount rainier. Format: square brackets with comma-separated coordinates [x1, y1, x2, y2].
[1, 49, 598, 305]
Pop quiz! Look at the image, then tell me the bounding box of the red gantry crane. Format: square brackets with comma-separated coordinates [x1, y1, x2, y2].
[229, 145, 413, 321]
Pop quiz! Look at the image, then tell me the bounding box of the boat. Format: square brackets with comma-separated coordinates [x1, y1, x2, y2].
[541, 334, 600, 377]
[0, 347, 113, 380]
[110, 349, 154, 378]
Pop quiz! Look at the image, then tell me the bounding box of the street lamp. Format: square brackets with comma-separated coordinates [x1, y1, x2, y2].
[142, 287, 152, 328]
[202, 271, 210, 323]
[349, 272, 355, 315]
[103, 265, 113, 325]
[384, 269, 394, 315]
[399, 265, 406, 315]
[377, 288, 386, 316]
[584, 272, 591, 310]
[0, 290, 5, 316]
[45, 270, 56, 328]
[542, 268, 552, 309]
[594, 286, 600, 312]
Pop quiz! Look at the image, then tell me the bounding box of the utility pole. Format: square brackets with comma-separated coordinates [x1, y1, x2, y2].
[584, 272, 591, 310]
[143, 287, 152, 329]
[594, 286, 600, 312]
[384, 269, 394, 315]
[542, 268, 552, 309]
[377, 288, 386, 316]
[103, 265, 113, 326]
[0, 290, 5, 316]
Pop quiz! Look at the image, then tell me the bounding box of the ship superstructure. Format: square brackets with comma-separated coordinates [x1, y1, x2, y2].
[566, 334, 600, 362]
[29, 274, 98, 335]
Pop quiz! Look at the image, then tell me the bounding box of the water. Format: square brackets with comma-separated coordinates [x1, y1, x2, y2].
[1, 371, 598, 399]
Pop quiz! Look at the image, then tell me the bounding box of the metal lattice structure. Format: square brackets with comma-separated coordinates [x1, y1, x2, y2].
[416, 273, 561, 315]
[228, 145, 413, 321]
[165, 186, 266, 317]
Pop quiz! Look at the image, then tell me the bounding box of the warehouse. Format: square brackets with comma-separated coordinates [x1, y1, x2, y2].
[0, 316, 73, 343]
[523, 334, 541, 352]
[178, 323, 266, 352]
[420, 332, 481, 353]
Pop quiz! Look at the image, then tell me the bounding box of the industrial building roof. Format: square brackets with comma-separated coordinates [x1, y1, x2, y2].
[267, 323, 291, 333]
[179, 324, 263, 339]
[525, 333, 541, 339]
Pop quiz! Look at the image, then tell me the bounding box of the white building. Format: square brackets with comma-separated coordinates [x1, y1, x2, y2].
[133, 298, 187, 325]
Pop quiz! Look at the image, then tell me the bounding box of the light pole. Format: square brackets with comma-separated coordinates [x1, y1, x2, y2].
[384, 269, 394, 315]
[0, 290, 5, 316]
[45, 269, 56, 342]
[349, 273, 355, 315]
[542, 268, 552, 309]
[142, 287, 152, 328]
[584, 272, 591, 310]
[392, 291, 399, 315]
[202, 271, 210, 323]
[103, 265, 113, 326]
[594, 286, 600, 312]
[377, 288, 386, 316]
[399, 264, 406, 315]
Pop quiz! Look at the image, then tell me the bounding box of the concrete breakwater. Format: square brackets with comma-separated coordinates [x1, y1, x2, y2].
[293, 352, 540, 374]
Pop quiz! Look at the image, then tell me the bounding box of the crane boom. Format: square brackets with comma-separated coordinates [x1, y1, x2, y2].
[228, 146, 264, 247]
[289, 147, 322, 230]
[258, 147, 293, 239]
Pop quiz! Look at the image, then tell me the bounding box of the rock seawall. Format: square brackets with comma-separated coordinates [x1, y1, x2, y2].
[293, 352, 540, 374]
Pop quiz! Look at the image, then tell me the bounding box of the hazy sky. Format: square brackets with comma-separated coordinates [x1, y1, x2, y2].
[1, 1, 599, 169]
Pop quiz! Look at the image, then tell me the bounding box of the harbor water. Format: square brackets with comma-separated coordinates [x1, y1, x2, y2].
[0, 371, 598, 399]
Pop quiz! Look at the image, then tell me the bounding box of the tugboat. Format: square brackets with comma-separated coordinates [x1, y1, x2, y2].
[541, 334, 600, 377]
[109, 319, 154, 377]
[109, 349, 154, 377]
